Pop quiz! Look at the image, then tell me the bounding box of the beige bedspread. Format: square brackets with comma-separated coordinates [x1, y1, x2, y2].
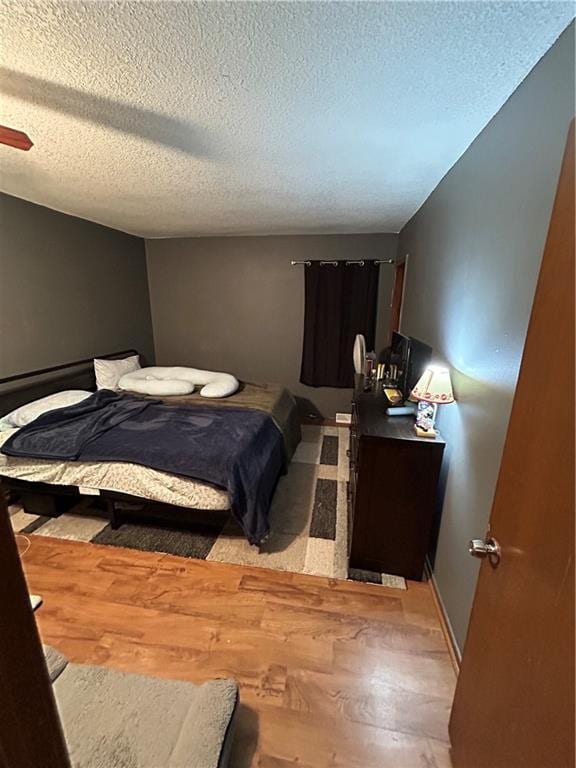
[0, 382, 300, 510]
[0, 427, 230, 510]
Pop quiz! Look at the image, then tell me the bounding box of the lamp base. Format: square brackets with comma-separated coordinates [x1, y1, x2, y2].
[415, 400, 438, 437]
[414, 425, 437, 439]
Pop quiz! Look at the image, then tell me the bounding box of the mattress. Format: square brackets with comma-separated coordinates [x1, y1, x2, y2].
[0, 382, 301, 511]
[0, 427, 230, 510]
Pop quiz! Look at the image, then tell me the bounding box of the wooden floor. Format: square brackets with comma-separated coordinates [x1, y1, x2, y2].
[24, 535, 456, 767]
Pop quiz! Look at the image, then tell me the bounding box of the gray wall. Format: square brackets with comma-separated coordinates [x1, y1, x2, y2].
[0, 194, 154, 377]
[398, 24, 575, 653]
[146, 234, 398, 415]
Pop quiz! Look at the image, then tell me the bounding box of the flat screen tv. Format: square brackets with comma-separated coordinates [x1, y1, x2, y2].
[406, 335, 432, 395]
[387, 332, 432, 399]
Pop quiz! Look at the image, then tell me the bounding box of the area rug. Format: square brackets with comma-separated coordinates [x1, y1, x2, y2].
[8, 425, 406, 589]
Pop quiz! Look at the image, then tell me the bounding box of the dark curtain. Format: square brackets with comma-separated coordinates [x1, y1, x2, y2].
[300, 260, 380, 388]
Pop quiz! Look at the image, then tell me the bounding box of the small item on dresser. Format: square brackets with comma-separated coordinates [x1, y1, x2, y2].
[363, 351, 376, 378]
[386, 402, 416, 416]
[353, 334, 366, 375]
[383, 363, 400, 389]
[362, 377, 373, 393]
[383, 387, 404, 405]
[414, 402, 438, 437]
[410, 366, 454, 438]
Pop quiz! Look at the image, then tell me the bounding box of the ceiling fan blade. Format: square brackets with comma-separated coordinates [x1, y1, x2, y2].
[0, 125, 33, 151]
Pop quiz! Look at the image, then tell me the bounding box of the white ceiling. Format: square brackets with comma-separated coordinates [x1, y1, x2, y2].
[0, 2, 573, 239]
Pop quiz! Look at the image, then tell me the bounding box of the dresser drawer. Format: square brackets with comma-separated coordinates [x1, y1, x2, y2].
[349, 437, 444, 580]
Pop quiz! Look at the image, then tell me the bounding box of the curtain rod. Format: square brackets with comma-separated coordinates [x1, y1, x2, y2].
[290, 259, 394, 266]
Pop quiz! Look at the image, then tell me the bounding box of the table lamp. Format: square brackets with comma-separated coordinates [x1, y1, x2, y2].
[410, 366, 454, 438]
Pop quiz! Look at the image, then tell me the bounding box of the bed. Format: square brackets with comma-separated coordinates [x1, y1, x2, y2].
[0, 351, 301, 544]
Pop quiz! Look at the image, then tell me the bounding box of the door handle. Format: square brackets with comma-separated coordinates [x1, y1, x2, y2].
[468, 537, 501, 563]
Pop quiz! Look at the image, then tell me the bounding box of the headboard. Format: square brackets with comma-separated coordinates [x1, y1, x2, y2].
[0, 350, 139, 417]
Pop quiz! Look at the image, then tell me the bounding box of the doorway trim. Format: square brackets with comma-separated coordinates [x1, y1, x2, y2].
[389, 254, 408, 340]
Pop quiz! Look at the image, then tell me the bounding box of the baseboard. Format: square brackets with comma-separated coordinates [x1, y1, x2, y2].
[425, 558, 461, 674]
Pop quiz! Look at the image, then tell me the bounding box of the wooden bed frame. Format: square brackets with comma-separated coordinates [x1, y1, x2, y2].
[0, 351, 230, 532]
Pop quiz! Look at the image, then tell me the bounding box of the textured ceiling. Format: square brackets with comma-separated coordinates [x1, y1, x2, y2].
[0, 2, 573, 238]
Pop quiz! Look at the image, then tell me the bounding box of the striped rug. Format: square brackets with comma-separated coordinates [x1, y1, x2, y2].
[9, 424, 405, 589]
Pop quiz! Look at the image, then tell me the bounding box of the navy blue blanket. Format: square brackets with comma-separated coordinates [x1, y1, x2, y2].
[1, 390, 284, 545]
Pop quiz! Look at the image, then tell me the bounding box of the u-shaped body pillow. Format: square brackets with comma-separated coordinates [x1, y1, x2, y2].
[118, 366, 239, 398]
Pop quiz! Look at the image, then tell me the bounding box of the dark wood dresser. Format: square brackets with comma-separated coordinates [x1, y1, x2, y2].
[348, 377, 446, 581]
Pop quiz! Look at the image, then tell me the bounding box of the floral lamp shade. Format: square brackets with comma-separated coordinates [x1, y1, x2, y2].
[411, 366, 454, 404]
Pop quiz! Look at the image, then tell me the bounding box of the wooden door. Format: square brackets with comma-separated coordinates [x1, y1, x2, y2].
[0, 498, 71, 768]
[449, 123, 575, 767]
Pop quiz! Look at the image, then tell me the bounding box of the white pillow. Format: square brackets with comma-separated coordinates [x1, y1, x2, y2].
[119, 366, 239, 398]
[94, 355, 140, 391]
[2, 390, 92, 428]
[128, 378, 194, 396]
[199, 376, 239, 398]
